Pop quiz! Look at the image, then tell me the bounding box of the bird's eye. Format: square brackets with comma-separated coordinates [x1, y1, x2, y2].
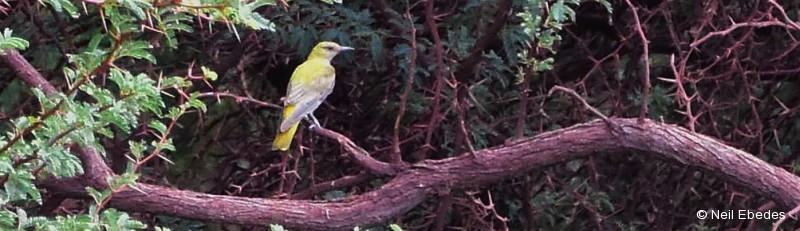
[324, 46, 334, 51]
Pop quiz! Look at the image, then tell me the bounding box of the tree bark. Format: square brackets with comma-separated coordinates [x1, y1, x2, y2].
[1, 49, 57, 95]
[39, 118, 800, 230]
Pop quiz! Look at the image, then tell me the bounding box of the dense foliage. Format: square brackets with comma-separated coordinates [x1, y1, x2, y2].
[1, 0, 799, 230]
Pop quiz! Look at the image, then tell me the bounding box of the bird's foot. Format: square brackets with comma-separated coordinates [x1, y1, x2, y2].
[309, 124, 324, 131]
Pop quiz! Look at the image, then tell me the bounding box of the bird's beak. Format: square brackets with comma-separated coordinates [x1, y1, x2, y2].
[340, 46, 355, 52]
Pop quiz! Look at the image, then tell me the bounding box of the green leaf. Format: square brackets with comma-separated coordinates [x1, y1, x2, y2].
[161, 76, 191, 88]
[117, 40, 156, 63]
[187, 95, 207, 112]
[103, 5, 139, 34]
[566, 159, 583, 172]
[149, 121, 168, 135]
[41, 0, 80, 18]
[5, 171, 41, 204]
[369, 34, 384, 63]
[0, 210, 15, 229]
[167, 107, 182, 118]
[550, 0, 568, 23]
[533, 57, 554, 72]
[236, 0, 277, 31]
[87, 34, 107, 52]
[160, 12, 194, 48]
[102, 208, 147, 231]
[234, 158, 251, 169]
[40, 145, 83, 178]
[81, 83, 115, 106]
[270, 224, 286, 231]
[323, 190, 347, 201]
[129, 141, 146, 160]
[389, 224, 404, 231]
[118, 0, 152, 20]
[68, 49, 108, 74]
[159, 139, 176, 152]
[100, 108, 133, 135]
[108, 173, 138, 190]
[85, 187, 109, 204]
[0, 28, 30, 52]
[201, 66, 218, 81]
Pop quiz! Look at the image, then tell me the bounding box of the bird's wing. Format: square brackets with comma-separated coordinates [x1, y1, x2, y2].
[280, 61, 336, 132]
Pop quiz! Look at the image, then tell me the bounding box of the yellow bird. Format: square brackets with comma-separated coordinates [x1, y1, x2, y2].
[272, 41, 354, 151]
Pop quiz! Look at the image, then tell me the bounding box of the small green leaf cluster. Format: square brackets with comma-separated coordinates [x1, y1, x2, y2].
[0, 29, 29, 54]
[516, 0, 610, 79]
[0, 0, 264, 230]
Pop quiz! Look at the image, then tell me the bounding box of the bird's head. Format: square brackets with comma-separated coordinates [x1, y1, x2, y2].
[308, 41, 354, 60]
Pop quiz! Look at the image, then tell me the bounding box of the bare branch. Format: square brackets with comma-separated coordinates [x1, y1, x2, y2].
[1, 49, 57, 95]
[690, 21, 790, 49]
[548, 86, 608, 121]
[197, 92, 281, 109]
[312, 127, 408, 175]
[392, 2, 417, 163]
[38, 118, 800, 230]
[624, 0, 652, 122]
[420, 0, 448, 159]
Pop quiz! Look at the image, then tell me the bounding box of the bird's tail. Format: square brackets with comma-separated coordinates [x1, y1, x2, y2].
[272, 123, 299, 151]
[273, 105, 299, 151]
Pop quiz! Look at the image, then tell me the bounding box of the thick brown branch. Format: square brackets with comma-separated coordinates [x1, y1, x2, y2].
[39, 118, 800, 230]
[1, 49, 57, 95]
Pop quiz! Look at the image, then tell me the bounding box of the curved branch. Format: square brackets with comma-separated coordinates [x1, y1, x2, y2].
[39, 118, 800, 230]
[311, 127, 408, 175]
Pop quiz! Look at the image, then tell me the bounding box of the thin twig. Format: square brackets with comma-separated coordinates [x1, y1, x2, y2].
[197, 92, 281, 109]
[516, 60, 533, 138]
[392, 1, 417, 164]
[660, 55, 700, 132]
[690, 21, 788, 49]
[624, 0, 651, 122]
[420, 0, 447, 159]
[548, 86, 620, 132]
[454, 94, 475, 154]
[766, 0, 800, 31]
[771, 203, 800, 231]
